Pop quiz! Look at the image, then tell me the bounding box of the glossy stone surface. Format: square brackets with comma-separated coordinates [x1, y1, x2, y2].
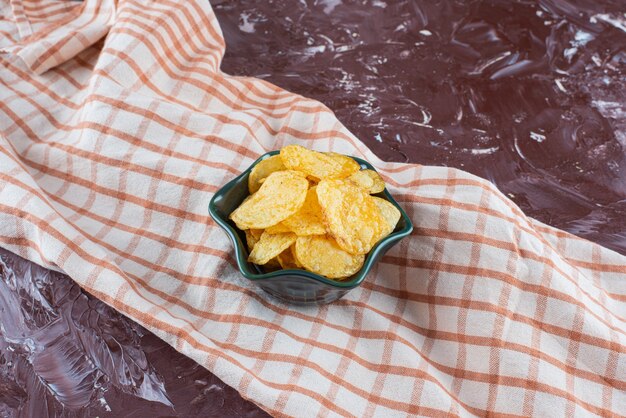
[215, 0, 626, 254]
[0, 248, 267, 417]
[1, 1, 624, 416]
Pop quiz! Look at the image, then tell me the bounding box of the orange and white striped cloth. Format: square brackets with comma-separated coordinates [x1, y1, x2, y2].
[1, 1, 625, 416]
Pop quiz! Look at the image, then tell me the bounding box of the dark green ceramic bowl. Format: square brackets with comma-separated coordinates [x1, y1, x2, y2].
[208, 150, 413, 305]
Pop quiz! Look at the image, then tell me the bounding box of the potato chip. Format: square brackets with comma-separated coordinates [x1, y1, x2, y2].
[264, 257, 281, 271]
[294, 235, 364, 279]
[277, 245, 301, 269]
[326, 152, 362, 178]
[372, 197, 400, 237]
[317, 179, 388, 255]
[229, 145, 405, 279]
[348, 169, 385, 194]
[282, 186, 326, 236]
[290, 245, 303, 267]
[280, 145, 359, 180]
[348, 170, 374, 190]
[248, 231, 297, 265]
[265, 222, 292, 234]
[248, 155, 286, 194]
[244, 228, 263, 250]
[230, 170, 308, 229]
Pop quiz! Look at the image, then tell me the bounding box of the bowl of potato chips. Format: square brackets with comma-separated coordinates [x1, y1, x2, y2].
[209, 145, 413, 305]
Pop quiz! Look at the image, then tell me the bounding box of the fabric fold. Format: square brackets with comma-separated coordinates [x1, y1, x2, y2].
[1, 0, 114, 74]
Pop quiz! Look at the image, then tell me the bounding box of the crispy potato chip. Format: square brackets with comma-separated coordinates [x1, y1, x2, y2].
[283, 245, 303, 268]
[248, 232, 297, 265]
[280, 145, 359, 180]
[326, 152, 362, 178]
[230, 146, 401, 277]
[348, 169, 385, 194]
[282, 186, 326, 236]
[264, 257, 281, 271]
[317, 179, 388, 255]
[348, 170, 374, 190]
[230, 170, 308, 229]
[248, 155, 286, 194]
[294, 235, 364, 279]
[372, 197, 400, 237]
[277, 245, 301, 269]
[244, 228, 263, 250]
[266, 222, 292, 234]
[290, 245, 303, 267]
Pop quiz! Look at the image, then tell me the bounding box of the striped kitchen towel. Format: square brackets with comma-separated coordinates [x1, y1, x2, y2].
[1, 0, 625, 416]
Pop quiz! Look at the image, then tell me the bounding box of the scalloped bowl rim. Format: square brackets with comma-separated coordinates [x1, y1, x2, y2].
[209, 150, 413, 289]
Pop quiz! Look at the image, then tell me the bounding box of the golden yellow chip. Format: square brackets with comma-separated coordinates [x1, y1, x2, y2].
[290, 245, 303, 267]
[265, 222, 292, 234]
[280, 145, 359, 180]
[248, 232, 297, 265]
[316, 179, 388, 255]
[326, 152, 362, 178]
[244, 228, 263, 250]
[277, 245, 301, 269]
[248, 155, 286, 194]
[348, 169, 385, 194]
[372, 197, 400, 237]
[230, 146, 401, 277]
[348, 170, 374, 190]
[294, 235, 364, 279]
[230, 170, 308, 229]
[282, 186, 326, 236]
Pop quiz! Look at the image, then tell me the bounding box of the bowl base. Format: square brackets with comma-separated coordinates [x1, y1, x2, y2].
[260, 283, 351, 305]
